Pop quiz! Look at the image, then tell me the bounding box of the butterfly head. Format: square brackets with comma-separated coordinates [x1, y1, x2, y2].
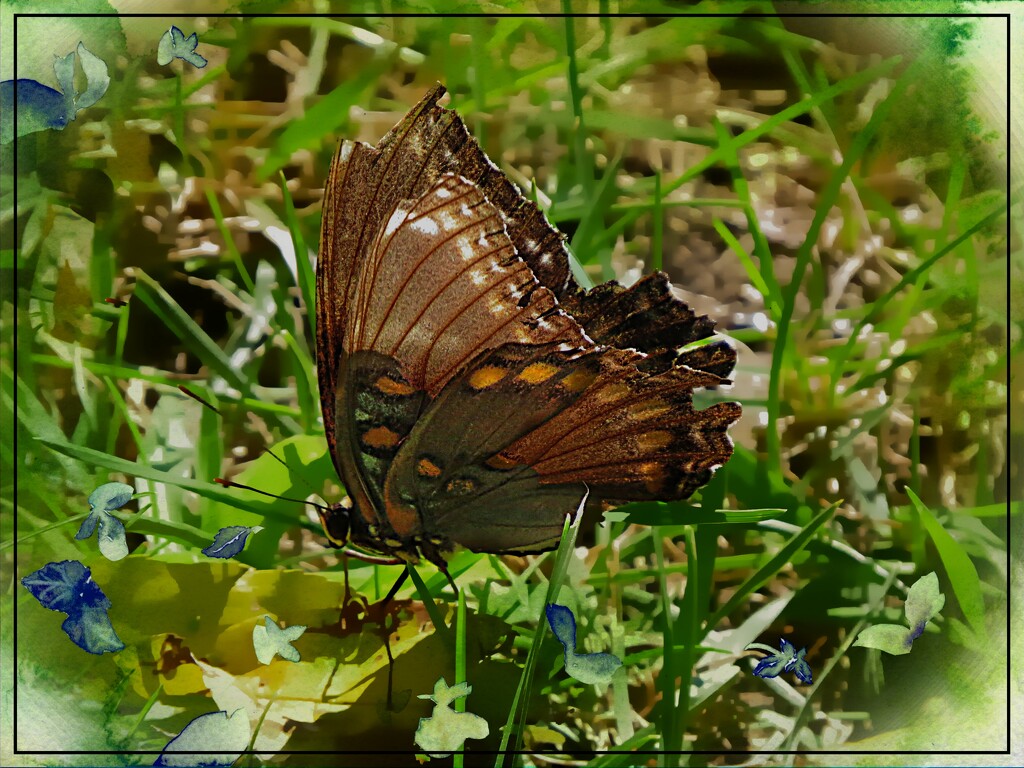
[317, 500, 352, 549]
[318, 496, 452, 566]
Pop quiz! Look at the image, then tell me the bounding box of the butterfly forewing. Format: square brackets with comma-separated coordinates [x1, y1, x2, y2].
[349, 173, 588, 395]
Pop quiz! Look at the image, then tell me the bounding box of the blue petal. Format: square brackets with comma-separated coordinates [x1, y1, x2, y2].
[75, 511, 100, 540]
[0, 79, 69, 144]
[792, 658, 813, 684]
[62, 604, 125, 654]
[157, 30, 175, 66]
[182, 51, 208, 68]
[52, 51, 76, 106]
[73, 42, 109, 111]
[202, 526, 254, 559]
[907, 620, 927, 645]
[97, 512, 129, 561]
[88, 482, 135, 513]
[565, 650, 623, 685]
[752, 654, 786, 679]
[154, 709, 251, 767]
[21, 560, 93, 612]
[545, 603, 577, 650]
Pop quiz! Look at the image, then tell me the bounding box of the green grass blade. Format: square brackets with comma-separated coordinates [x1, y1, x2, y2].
[496, 497, 584, 765]
[651, 524, 678, 758]
[906, 489, 987, 641]
[829, 203, 1004, 397]
[128, 269, 247, 392]
[406, 564, 452, 642]
[712, 217, 775, 313]
[204, 187, 255, 295]
[454, 585, 468, 768]
[279, 171, 316, 340]
[767, 62, 915, 466]
[711, 117, 782, 316]
[601, 55, 903, 247]
[36, 437, 305, 525]
[704, 502, 838, 632]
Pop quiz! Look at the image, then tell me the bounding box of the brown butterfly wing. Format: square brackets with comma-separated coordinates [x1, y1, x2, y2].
[320, 168, 591, 535]
[341, 83, 734, 384]
[382, 342, 603, 553]
[382, 339, 740, 555]
[317, 84, 580, 515]
[318, 84, 741, 556]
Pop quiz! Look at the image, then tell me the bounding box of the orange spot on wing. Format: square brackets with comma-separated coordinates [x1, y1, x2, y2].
[417, 458, 442, 477]
[639, 430, 673, 451]
[517, 362, 559, 384]
[560, 368, 597, 392]
[445, 478, 475, 495]
[375, 376, 416, 396]
[385, 498, 420, 537]
[468, 365, 508, 390]
[362, 425, 401, 448]
[486, 453, 519, 470]
[597, 382, 631, 403]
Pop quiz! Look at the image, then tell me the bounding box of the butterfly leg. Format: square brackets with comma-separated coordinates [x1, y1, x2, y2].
[377, 567, 410, 711]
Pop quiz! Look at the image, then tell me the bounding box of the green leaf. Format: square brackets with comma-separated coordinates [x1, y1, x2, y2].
[906, 489, 986, 640]
[853, 624, 914, 656]
[604, 502, 784, 526]
[903, 571, 945, 631]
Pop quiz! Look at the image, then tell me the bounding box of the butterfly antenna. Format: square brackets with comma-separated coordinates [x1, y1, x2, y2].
[213, 477, 330, 512]
[178, 384, 222, 415]
[180, 385, 332, 511]
[181, 386, 403, 566]
[259, 447, 329, 506]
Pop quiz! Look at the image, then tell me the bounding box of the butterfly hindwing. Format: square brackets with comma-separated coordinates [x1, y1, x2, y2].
[381, 341, 739, 555]
[338, 350, 426, 523]
[382, 343, 603, 553]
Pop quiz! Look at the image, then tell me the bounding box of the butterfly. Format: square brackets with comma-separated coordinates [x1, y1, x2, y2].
[315, 84, 741, 570]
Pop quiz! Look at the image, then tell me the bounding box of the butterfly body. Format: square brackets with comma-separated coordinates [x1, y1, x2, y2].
[316, 85, 741, 567]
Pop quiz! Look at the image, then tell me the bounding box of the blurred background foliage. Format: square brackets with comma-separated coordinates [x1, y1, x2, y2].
[1, 2, 1017, 766]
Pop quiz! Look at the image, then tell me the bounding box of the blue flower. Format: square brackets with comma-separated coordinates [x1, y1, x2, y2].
[154, 709, 250, 767]
[76, 482, 134, 561]
[749, 638, 812, 684]
[545, 603, 623, 685]
[414, 677, 489, 757]
[21, 560, 124, 654]
[202, 525, 261, 559]
[0, 42, 108, 144]
[157, 26, 207, 68]
[252, 615, 306, 664]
